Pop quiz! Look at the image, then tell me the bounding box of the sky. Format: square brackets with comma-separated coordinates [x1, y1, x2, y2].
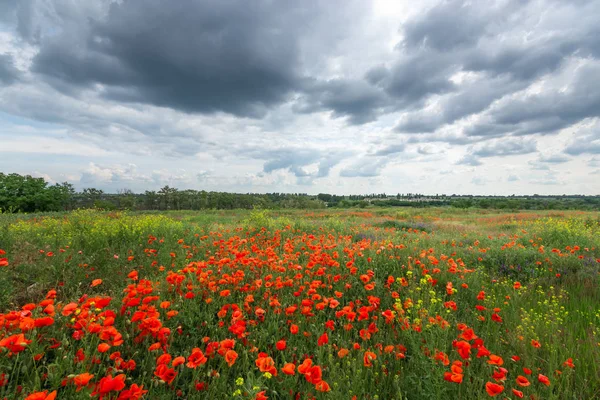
[0, 0, 599, 195]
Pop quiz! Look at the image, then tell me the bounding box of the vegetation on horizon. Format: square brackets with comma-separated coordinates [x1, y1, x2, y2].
[2, 173, 600, 213]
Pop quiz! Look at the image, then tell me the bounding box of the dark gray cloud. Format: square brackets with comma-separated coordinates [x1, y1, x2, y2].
[15, 0, 40, 43]
[31, 0, 360, 118]
[380, 52, 457, 107]
[365, 66, 389, 86]
[0, 0, 18, 24]
[468, 62, 600, 137]
[391, 0, 548, 133]
[315, 51, 459, 126]
[495, 73, 600, 127]
[295, 78, 390, 124]
[464, 37, 572, 81]
[395, 75, 524, 133]
[297, 50, 459, 125]
[395, 0, 600, 134]
[395, 115, 441, 134]
[0, 54, 20, 85]
[12, 0, 600, 135]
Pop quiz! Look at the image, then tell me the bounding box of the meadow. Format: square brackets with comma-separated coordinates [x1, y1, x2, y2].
[0, 208, 598, 399]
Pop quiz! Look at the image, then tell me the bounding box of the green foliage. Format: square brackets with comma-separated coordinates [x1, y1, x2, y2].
[3, 172, 600, 214]
[93, 199, 117, 211]
[6, 209, 184, 249]
[242, 208, 275, 231]
[0, 173, 73, 212]
[530, 217, 598, 250]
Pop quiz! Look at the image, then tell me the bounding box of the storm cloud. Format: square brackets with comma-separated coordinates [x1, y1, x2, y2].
[30, 0, 320, 117]
[0, 54, 20, 85]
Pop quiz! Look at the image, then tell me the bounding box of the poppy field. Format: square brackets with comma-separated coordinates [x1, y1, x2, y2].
[0, 208, 599, 399]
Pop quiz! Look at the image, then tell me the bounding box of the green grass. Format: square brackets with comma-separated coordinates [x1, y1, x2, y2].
[0, 208, 598, 399]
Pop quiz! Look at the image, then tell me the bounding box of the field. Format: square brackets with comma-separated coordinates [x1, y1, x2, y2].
[0, 208, 599, 399]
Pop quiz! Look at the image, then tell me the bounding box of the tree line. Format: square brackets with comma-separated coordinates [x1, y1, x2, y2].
[1, 173, 600, 212]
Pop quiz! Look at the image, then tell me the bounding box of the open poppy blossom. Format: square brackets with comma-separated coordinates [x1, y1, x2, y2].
[516, 375, 530, 387]
[24, 391, 57, 400]
[73, 372, 94, 391]
[538, 374, 551, 386]
[282, 363, 296, 375]
[485, 382, 504, 396]
[91, 279, 103, 287]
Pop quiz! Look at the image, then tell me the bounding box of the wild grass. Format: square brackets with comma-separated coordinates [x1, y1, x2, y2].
[0, 208, 598, 399]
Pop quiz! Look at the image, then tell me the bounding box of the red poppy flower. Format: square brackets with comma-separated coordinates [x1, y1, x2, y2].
[315, 380, 331, 392]
[117, 384, 147, 400]
[154, 364, 177, 385]
[92, 374, 126, 397]
[487, 355, 503, 366]
[454, 341, 471, 359]
[187, 348, 207, 368]
[276, 340, 287, 351]
[98, 343, 111, 353]
[363, 351, 377, 367]
[485, 382, 504, 396]
[515, 375, 530, 387]
[305, 365, 323, 384]
[255, 354, 278, 376]
[538, 374, 550, 386]
[298, 358, 313, 374]
[282, 363, 296, 375]
[255, 391, 268, 400]
[563, 358, 575, 369]
[34, 317, 54, 328]
[317, 332, 328, 346]
[73, 372, 94, 391]
[91, 279, 103, 287]
[25, 391, 57, 400]
[172, 356, 185, 367]
[0, 334, 31, 353]
[225, 350, 238, 367]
